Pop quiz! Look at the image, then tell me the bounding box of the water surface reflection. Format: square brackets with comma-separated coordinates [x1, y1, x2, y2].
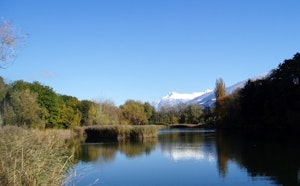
[216, 130, 300, 186]
[159, 129, 216, 162]
[66, 129, 300, 186]
[77, 139, 158, 163]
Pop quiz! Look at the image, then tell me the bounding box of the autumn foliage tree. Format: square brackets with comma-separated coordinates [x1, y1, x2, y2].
[214, 78, 226, 124]
[86, 100, 119, 125]
[120, 100, 148, 125]
[214, 78, 226, 100]
[58, 95, 82, 128]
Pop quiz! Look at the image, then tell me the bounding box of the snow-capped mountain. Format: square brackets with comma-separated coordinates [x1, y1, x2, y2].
[186, 79, 247, 108]
[153, 90, 212, 110]
[153, 73, 269, 110]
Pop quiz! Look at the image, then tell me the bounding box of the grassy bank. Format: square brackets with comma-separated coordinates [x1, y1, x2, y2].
[82, 125, 163, 142]
[0, 126, 74, 186]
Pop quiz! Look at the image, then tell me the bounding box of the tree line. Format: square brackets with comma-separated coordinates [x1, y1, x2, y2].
[2, 19, 300, 130]
[0, 18, 209, 128]
[0, 78, 212, 128]
[1, 51, 299, 129]
[215, 53, 300, 129]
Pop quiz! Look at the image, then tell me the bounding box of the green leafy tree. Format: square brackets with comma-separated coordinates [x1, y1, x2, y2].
[58, 95, 82, 128]
[169, 109, 179, 124]
[155, 106, 181, 125]
[144, 102, 155, 124]
[86, 102, 102, 125]
[58, 104, 81, 128]
[186, 104, 202, 124]
[158, 106, 171, 124]
[0, 77, 8, 125]
[203, 106, 214, 123]
[0, 76, 7, 102]
[9, 89, 46, 128]
[1, 100, 16, 126]
[11, 81, 61, 128]
[79, 100, 93, 125]
[100, 100, 119, 125]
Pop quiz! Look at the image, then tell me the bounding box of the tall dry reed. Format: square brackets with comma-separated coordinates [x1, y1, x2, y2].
[84, 125, 162, 142]
[0, 126, 74, 186]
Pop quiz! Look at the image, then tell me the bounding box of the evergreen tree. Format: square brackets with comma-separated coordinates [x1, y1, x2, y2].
[228, 53, 300, 129]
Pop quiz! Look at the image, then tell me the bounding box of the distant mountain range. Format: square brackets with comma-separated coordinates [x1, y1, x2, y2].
[153, 73, 268, 110]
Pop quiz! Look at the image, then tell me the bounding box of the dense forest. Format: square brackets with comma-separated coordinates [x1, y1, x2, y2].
[215, 53, 300, 129]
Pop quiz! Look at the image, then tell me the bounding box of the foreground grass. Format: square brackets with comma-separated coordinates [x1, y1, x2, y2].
[0, 126, 74, 186]
[82, 125, 164, 142]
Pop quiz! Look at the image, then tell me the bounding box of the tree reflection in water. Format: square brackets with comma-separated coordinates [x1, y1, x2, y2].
[70, 129, 300, 186]
[216, 130, 300, 186]
[76, 139, 158, 164]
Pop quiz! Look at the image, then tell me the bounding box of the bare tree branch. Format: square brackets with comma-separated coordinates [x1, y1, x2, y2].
[0, 18, 25, 68]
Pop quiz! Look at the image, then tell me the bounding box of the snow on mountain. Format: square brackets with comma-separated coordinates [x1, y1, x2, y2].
[153, 73, 269, 110]
[163, 92, 206, 100]
[153, 90, 212, 110]
[187, 80, 247, 108]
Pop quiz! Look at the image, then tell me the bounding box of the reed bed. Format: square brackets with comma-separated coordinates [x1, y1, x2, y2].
[84, 125, 162, 142]
[0, 126, 74, 186]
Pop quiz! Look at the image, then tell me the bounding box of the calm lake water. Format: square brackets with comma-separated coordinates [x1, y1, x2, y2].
[65, 129, 300, 186]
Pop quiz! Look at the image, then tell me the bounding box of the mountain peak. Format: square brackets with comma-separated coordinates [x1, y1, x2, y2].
[153, 73, 268, 110]
[163, 90, 212, 100]
[153, 90, 213, 110]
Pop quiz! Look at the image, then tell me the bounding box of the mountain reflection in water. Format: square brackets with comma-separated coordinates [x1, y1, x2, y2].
[158, 129, 216, 162]
[67, 129, 300, 186]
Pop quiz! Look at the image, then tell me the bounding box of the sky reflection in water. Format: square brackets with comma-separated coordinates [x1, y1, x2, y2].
[65, 129, 298, 186]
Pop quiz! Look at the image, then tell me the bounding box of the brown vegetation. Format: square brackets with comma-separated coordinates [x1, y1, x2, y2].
[0, 126, 74, 186]
[81, 125, 163, 142]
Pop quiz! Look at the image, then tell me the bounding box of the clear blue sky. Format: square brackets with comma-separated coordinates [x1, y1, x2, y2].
[1, 0, 300, 106]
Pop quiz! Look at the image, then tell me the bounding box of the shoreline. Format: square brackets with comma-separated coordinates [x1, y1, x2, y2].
[168, 123, 216, 129]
